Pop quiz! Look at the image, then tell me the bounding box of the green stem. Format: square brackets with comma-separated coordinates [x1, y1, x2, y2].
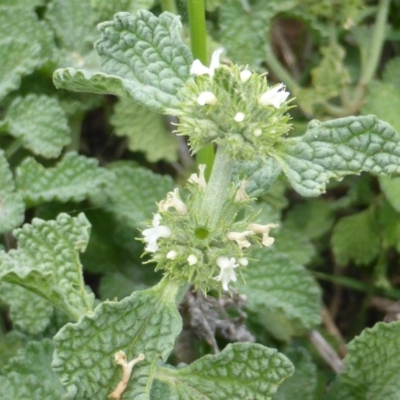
[352, 0, 390, 104]
[160, 0, 178, 14]
[265, 43, 300, 94]
[199, 145, 234, 229]
[187, 0, 214, 178]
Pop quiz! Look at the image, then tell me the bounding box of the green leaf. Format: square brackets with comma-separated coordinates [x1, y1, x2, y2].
[153, 343, 294, 400]
[0, 0, 46, 7]
[0, 5, 55, 65]
[2, 95, 70, 158]
[233, 157, 282, 198]
[239, 247, 321, 340]
[53, 11, 192, 114]
[91, 0, 155, 20]
[284, 199, 334, 239]
[15, 152, 110, 208]
[328, 321, 400, 400]
[45, 0, 99, 68]
[0, 150, 25, 234]
[0, 213, 94, 321]
[0, 38, 42, 101]
[311, 44, 350, 100]
[273, 347, 318, 400]
[331, 208, 380, 266]
[1, 339, 64, 399]
[91, 161, 174, 228]
[274, 115, 400, 197]
[379, 176, 400, 213]
[52, 279, 182, 399]
[0, 282, 53, 334]
[110, 98, 179, 162]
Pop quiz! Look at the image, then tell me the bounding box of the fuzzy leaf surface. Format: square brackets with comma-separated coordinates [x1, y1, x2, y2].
[53, 11, 192, 113]
[239, 247, 321, 340]
[52, 280, 182, 399]
[233, 157, 282, 198]
[331, 208, 380, 266]
[328, 321, 400, 400]
[91, 161, 174, 228]
[110, 98, 178, 162]
[0, 213, 94, 321]
[153, 343, 293, 400]
[0, 38, 42, 101]
[274, 347, 318, 400]
[1, 339, 64, 399]
[2, 95, 70, 158]
[0, 282, 53, 334]
[15, 152, 110, 208]
[274, 116, 400, 196]
[0, 151, 24, 234]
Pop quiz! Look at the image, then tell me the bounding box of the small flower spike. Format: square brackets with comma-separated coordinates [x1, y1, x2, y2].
[142, 214, 172, 253]
[159, 188, 188, 215]
[108, 351, 145, 400]
[190, 48, 224, 77]
[197, 91, 218, 106]
[248, 223, 279, 247]
[226, 231, 253, 249]
[258, 83, 290, 109]
[214, 256, 239, 291]
[188, 164, 207, 190]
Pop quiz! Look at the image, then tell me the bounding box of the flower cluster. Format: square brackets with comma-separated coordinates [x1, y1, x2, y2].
[141, 165, 278, 293]
[172, 49, 292, 160]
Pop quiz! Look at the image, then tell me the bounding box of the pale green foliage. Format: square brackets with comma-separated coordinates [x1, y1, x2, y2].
[52, 280, 181, 399]
[218, 0, 296, 68]
[0, 283, 53, 334]
[0, 151, 24, 234]
[15, 152, 110, 208]
[0, 5, 55, 65]
[1, 94, 70, 158]
[91, 0, 155, 20]
[328, 321, 400, 400]
[45, 0, 99, 68]
[0, 39, 42, 101]
[54, 11, 193, 113]
[239, 247, 321, 341]
[153, 343, 294, 400]
[331, 208, 380, 266]
[275, 115, 400, 196]
[274, 347, 319, 400]
[110, 98, 179, 162]
[91, 161, 174, 228]
[1, 339, 64, 399]
[380, 176, 400, 213]
[0, 213, 94, 320]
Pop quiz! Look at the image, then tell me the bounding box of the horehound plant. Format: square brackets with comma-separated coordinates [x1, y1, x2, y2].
[1, 2, 400, 399]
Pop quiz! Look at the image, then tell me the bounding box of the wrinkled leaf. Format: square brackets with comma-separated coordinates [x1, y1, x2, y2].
[0, 213, 94, 321]
[54, 11, 192, 113]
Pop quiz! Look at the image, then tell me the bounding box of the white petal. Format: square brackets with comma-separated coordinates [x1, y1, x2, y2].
[209, 48, 224, 74]
[190, 59, 211, 76]
[253, 128, 262, 137]
[238, 257, 248, 266]
[233, 112, 245, 122]
[240, 70, 252, 82]
[167, 250, 177, 260]
[187, 254, 198, 265]
[197, 91, 218, 106]
[259, 83, 290, 108]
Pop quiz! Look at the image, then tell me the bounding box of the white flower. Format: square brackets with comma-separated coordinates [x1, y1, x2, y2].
[226, 231, 253, 249]
[167, 250, 177, 260]
[240, 69, 252, 82]
[197, 91, 218, 106]
[142, 214, 172, 252]
[258, 83, 290, 109]
[247, 223, 279, 247]
[238, 257, 249, 266]
[159, 188, 188, 215]
[233, 112, 245, 123]
[190, 48, 224, 78]
[188, 164, 207, 190]
[187, 254, 198, 265]
[214, 256, 239, 291]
